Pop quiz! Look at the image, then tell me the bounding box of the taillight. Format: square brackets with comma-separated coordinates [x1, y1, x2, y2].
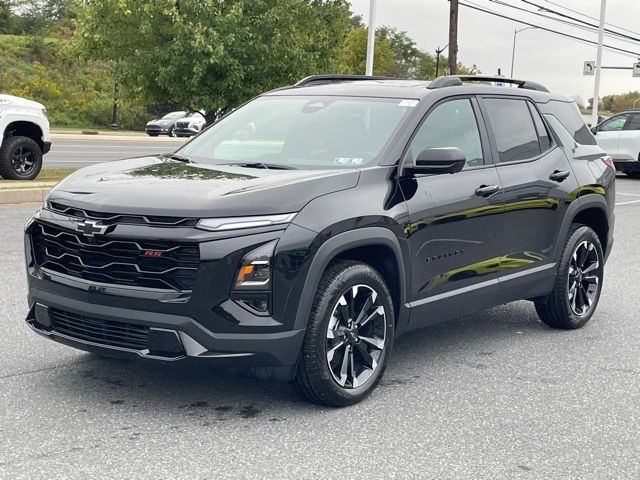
[601, 156, 614, 169]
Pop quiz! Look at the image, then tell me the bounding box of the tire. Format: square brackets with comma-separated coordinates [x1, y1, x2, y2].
[535, 225, 604, 329]
[292, 260, 395, 407]
[0, 135, 43, 180]
[168, 126, 177, 137]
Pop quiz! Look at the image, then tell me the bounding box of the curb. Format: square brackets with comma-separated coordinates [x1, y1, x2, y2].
[0, 188, 50, 205]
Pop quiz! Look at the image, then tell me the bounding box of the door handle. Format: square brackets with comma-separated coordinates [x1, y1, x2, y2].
[475, 185, 500, 197]
[549, 170, 571, 182]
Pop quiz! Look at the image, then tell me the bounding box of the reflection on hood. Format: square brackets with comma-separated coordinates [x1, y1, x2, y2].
[117, 162, 255, 181]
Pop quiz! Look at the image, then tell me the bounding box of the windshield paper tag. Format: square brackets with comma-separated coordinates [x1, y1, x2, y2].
[399, 99, 419, 107]
[334, 157, 364, 165]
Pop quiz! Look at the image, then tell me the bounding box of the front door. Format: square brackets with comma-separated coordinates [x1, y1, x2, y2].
[595, 113, 630, 159]
[400, 97, 504, 327]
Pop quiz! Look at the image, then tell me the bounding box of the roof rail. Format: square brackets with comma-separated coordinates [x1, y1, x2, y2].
[294, 74, 398, 87]
[428, 75, 549, 92]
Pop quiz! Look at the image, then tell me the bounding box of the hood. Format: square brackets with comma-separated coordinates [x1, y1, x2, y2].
[146, 118, 174, 126]
[0, 93, 45, 110]
[48, 156, 360, 218]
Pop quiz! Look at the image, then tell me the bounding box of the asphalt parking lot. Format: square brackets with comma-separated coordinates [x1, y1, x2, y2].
[1, 177, 639, 479]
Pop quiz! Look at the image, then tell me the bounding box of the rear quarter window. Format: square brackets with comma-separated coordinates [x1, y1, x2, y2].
[538, 100, 597, 145]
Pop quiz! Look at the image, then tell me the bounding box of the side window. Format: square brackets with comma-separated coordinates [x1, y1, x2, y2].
[625, 113, 640, 130]
[408, 98, 484, 168]
[528, 103, 552, 152]
[484, 98, 541, 162]
[600, 114, 629, 132]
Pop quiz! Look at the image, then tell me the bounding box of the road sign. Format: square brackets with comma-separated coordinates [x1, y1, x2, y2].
[583, 61, 596, 76]
[633, 62, 640, 78]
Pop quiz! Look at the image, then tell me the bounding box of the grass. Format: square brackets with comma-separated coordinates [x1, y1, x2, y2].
[0, 168, 76, 188]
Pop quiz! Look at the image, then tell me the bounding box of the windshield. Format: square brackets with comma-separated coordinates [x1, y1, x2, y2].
[162, 111, 186, 119]
[177, 96, 416, 168]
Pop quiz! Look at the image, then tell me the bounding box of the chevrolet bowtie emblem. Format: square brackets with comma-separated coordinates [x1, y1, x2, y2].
[75, 220, 108, 237]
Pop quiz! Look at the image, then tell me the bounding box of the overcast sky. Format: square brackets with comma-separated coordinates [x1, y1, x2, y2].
[350, 0, 640, 105]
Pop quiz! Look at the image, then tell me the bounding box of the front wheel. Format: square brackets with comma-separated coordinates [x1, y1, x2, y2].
[292, 260, 394, 407]
[535, 225, 604, 329]
[0, 135, 43, 180]
[168, 126, 177, 137]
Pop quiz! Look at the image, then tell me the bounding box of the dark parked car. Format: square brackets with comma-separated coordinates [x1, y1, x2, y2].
[25, 74, 615, 406]
[145, 111, 187, 137]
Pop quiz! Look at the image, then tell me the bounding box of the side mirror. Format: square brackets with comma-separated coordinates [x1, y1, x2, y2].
[590, 126, 598, 135]
[403, 147, 467, 176]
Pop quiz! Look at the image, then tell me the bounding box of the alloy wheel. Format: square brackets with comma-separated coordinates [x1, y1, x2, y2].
[11, 146, 36, 175]
[567, 240, 600, 316]
[326, 284, 386, 389]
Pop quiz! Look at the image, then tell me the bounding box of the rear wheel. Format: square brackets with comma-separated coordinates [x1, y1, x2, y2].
[535, 225, 604, 329]
[0, 135, 43, 180]
[292, 260, 394, 407]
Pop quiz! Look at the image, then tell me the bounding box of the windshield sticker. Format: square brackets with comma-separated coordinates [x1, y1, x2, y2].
[399, 99, 419, 107]
[333, 157, 364, 166]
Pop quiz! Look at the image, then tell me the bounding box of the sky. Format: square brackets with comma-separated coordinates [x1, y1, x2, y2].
[349, 0, 640, 105]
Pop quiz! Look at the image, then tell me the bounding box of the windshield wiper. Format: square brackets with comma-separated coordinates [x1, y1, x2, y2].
[166, 153, 193, 163]
[237, 162, 297, 170]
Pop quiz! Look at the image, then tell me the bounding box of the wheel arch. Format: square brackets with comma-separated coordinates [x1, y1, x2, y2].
[293, 227, 409, 333]
[3, 120, 44, 150]
[555, 195, 610, 261]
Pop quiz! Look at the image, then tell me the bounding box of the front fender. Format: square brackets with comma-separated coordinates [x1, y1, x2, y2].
[292, 226, 409, 333]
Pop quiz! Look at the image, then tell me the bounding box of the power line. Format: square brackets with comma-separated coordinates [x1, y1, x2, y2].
[519, 0, 640, 44]
[486, 0, 640, 46]
[540, 0, 640, 37]
[458, 1, 640, 58]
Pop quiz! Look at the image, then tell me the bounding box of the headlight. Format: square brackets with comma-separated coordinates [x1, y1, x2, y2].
[231, 240, 278, 315]
[234, 240, 277, 288]
[196, 213, 296, 232]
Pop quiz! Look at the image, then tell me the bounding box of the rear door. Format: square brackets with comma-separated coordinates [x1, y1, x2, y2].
[617, 112, 640, 161]
[479, 96, 579, 292]
[594, 113, 630, 159]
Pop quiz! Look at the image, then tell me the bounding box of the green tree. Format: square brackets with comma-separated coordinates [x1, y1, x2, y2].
[74, 0, 351, 122]
[336, 27, 395, 76]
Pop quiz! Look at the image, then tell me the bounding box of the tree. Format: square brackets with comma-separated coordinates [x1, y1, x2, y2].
[336, 27, 395, 76]
[74, 0, 351, 122]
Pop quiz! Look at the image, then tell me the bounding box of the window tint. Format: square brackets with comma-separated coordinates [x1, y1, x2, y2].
[528, 103, 552, 152]
[626, 113, 640, 130]
[408, 98, 484, 168]
[600, 114, 629, 132]
[484, 98, 541, 162]
[538, 100, 597, 145]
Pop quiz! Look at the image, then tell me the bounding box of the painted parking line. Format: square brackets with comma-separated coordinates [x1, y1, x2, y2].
[616, 199, 640, 206]
[616, 192, 640, 197]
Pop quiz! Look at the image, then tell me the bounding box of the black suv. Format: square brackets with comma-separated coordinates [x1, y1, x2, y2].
[24, 75, 615, 406]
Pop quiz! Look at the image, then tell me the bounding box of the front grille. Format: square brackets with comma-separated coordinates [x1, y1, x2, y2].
[50, 308, 149, 350]
[176, 121, 190, 129]
[31, 222, 200, 291]
[47, 202, 197, 227]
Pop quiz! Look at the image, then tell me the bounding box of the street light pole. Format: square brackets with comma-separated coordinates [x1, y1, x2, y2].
[365, 0, 377, 76]
[435, 44, 448, 78]
[592, 0, 607, 127]
[510, 26, 536, 78]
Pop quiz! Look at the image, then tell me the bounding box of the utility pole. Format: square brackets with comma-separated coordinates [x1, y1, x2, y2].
[592, 0, 606, 127]
[109, 81, 119, 130]
[448, 0, 459, 75]
[365, 0, 377, 76]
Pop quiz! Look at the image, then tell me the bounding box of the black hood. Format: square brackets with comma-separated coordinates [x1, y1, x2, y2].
[48, 156, 360, 218]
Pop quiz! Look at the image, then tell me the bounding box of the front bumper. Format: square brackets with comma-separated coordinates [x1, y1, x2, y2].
[26, 293, 304, 369]
[174, 127, 200, 136]
[145, 125, 171, 135]
[24, 211, 317, 373]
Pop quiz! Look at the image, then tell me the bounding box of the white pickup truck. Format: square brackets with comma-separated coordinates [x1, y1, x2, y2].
[0, 94, 51, 180]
